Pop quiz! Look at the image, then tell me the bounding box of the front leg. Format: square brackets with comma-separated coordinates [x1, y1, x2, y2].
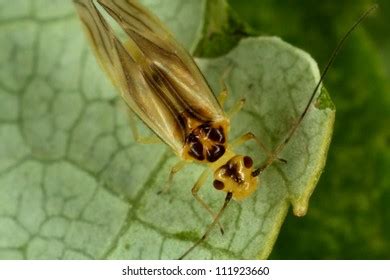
[231, 132, 287, 164]
[191, 169, 224, 235]
[158, 160, 188, 194]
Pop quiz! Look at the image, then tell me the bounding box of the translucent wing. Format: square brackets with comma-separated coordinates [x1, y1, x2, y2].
[73, 0, 225, 155]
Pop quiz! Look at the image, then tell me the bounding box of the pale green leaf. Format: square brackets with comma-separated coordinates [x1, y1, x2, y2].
[0, 0, 334, 259]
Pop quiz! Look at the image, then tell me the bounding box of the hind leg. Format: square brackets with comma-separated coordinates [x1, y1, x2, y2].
[127, 109, 161, 144]
[217, 67, 246, 119]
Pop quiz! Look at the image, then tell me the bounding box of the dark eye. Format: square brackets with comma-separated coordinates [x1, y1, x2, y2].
[213, 180, 224, 190]
[243, 156, 253, 168]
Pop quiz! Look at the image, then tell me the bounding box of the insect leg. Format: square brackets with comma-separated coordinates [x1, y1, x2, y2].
[127, 109, 161, 144]
[253, 5, 378, 175]
[218, 88, 245, 118]
[217, 66, 247, 118]
[217, 66, 233, 107]
[217, 89, 228, 107]
[226, 97, 246, 118]
[158, 160, 188, 194]
[192, 169, 224, 235]
[231, 132, 287, 163]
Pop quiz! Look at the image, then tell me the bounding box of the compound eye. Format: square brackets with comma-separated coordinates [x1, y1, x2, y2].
[243, 156, 253, 168]
[213, 180, 224, 190]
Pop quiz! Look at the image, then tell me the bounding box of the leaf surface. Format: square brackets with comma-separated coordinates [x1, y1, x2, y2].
[0, 0, 334, 259]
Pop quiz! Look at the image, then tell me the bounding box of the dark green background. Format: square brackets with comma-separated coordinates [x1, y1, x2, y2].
[225, 0, 390, 259]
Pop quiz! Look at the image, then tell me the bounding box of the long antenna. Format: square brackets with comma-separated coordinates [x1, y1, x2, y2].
[179, 4, 378, 260]
[256, 4, 378, 173]
[179, 192, 233, 260]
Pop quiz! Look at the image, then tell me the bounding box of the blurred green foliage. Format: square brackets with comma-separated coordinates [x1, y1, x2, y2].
[226, 0, 390, 259]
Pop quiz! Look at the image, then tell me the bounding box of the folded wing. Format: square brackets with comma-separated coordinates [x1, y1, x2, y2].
[73, 0, 225, 154]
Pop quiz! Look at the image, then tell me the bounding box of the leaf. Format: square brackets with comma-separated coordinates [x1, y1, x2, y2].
[192, 0, 253, 57]
[233, 0, 390, 259]
[0, 0, 334, 259]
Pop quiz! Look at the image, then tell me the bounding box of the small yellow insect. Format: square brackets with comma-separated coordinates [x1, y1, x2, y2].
[73, 0, 376, 259]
